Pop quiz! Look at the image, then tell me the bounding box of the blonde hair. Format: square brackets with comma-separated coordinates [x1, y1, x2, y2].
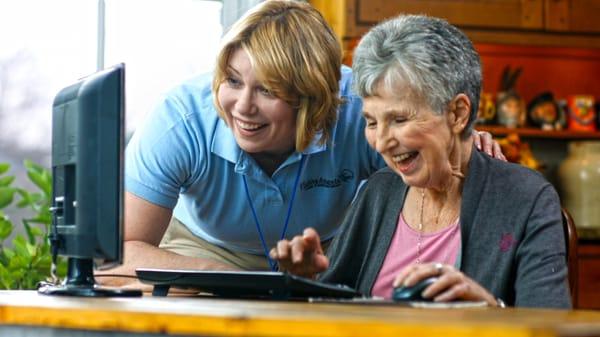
[212, 0, 341, 152]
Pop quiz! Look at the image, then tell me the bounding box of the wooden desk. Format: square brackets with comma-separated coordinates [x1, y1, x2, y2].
[1, 291, 600, 337]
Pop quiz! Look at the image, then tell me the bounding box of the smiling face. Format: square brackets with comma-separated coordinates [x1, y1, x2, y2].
[363, 83, 460, 189]
[217, 48, 297, 156]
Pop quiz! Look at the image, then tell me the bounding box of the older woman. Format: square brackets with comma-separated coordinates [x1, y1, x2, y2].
[271, 15, 571, 308]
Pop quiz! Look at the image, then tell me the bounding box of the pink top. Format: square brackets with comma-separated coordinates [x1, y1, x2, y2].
[371, 212, 461, 299]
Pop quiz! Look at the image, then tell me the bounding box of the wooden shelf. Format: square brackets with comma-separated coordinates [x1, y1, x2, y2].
[476, 125, 600, 140]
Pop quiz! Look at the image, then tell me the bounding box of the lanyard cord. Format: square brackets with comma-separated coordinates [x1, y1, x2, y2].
[242, 155, 305, 271]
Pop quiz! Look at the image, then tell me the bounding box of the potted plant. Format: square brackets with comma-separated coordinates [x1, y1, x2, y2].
[0, 160, 66, 289]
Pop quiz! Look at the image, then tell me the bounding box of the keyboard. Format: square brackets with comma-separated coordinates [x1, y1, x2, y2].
[136, 268, 360, 299]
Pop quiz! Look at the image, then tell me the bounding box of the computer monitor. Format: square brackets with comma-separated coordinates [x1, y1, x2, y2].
[38, 63, 140, 297]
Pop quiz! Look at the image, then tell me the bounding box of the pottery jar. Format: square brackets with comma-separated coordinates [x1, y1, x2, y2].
[558, 141, 600, 228]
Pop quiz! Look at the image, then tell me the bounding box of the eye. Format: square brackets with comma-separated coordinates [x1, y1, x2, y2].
[225, 76, 241, 88]
[393, 116, 407, 124]
[257, 86, 274, 97]
[364, 118, 376, 129]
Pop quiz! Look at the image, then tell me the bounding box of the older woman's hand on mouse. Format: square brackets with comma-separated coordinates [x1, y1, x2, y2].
[270, 228, 329, 279]
[393, 262, 499, 306]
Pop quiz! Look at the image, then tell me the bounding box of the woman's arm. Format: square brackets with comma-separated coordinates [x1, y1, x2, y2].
[96, 192, 237, 287]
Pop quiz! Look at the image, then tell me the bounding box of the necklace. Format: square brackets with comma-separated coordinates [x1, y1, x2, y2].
[415, 188, 459, 265]
[416, 189, 426, 264]
[242, 155, 305, 271]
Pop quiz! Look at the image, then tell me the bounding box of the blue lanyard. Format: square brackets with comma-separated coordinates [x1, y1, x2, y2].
[242, 155, 305, 271]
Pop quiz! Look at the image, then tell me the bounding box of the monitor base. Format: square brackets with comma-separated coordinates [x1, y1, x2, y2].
[37, 257, 142, 297]
[38, 284, 142, 297]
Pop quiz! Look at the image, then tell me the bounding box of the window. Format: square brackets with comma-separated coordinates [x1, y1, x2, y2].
[104, 0, 223, 132]
[0, 0, 223, 168]
[0, 1, 97, 162]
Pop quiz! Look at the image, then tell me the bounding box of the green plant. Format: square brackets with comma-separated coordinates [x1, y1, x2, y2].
[0, 160, 66, 289]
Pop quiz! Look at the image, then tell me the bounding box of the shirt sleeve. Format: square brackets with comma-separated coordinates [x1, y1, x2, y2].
[125, 94, 206, 209]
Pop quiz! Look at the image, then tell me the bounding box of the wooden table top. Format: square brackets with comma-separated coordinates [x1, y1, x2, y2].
[2, 291, 600, 337]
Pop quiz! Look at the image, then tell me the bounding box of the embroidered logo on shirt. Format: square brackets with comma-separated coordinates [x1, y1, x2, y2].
[301, 169, 354, 190]
[499, 233, 517, 252]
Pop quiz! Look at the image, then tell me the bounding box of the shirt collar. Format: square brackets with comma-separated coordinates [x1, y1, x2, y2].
[211, 118, 240, 164]
[301, 130, 327, 155]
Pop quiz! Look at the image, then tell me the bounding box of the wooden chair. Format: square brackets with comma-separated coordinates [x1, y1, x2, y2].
[561, 208, 578, 307]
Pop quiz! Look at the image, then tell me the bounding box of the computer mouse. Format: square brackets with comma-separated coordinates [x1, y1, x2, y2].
[392, 276, 438, 302]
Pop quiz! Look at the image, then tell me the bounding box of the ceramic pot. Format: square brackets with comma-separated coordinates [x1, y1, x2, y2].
[558, 141, 600, 228]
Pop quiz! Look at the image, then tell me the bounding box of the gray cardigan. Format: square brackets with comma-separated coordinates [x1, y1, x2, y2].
[319, 148, 571, 308]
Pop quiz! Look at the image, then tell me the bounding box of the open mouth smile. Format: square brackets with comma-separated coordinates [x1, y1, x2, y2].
[235, 118, 267, 131]
[391, 151, 419, 174]
[392, 151, 418, 164]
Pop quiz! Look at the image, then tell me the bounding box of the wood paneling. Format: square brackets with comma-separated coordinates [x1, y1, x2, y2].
[356, 0, 543, 31]
[311, 0, 600, 59]
[547, 0, 600, 33]
[545, 0, 570, 31]
[463, 28, 600, 48]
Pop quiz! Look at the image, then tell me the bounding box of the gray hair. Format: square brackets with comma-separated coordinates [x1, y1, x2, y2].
[352, 15, 481, 137]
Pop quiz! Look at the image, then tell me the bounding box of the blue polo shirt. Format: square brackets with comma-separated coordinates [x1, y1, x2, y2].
[125, 66, 384, 254]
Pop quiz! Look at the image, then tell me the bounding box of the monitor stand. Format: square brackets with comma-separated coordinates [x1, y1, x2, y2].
[38, 258, 142, 297]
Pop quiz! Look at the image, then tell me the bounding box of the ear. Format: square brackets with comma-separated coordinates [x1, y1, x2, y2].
[447, 94, 471, 134]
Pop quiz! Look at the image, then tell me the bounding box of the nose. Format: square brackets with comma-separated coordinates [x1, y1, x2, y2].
[374, 124, 396, 154]
[234, 88, 256, 116]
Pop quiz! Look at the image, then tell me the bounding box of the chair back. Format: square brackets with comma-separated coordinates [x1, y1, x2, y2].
[561, 207, 578, 307]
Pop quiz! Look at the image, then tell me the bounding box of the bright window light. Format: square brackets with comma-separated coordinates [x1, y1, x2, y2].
[104, 0, 223, 134]
[0, 0, 223, 166]
[0, 0, 97, 159]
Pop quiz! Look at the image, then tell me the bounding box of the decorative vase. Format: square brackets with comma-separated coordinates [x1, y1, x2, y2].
[558, 141, 600, 229]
